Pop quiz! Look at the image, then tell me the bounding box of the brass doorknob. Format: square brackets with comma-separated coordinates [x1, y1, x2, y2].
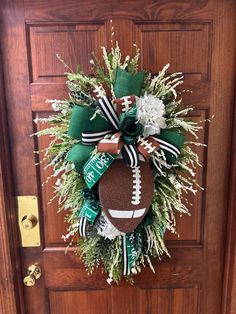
[23, 264, 41, 287]
[21, 214, 38, 230]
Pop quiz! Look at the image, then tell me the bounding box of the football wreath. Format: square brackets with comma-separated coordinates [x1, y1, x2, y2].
[35, 41, 204, 283]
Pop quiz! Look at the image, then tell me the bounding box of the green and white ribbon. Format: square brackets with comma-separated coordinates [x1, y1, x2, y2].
[122, 233, 142, 276]
[79, 201, 100, 224]
[83, 153, 117, 188]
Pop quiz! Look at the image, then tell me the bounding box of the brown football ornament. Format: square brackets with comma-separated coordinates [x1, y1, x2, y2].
[99, 159, 154, 233]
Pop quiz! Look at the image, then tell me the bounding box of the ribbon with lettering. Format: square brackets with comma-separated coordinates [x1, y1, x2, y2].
[122, 233, 142, 276]
[78, 188, 101, 238]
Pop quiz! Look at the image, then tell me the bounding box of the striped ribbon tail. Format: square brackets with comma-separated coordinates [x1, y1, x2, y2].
[79, 217, 89, 238]
[122, 144, 139, 167]
[82, 130, 114, 145]
[154, 137, 180, 159]
[97, 96, 120, 130]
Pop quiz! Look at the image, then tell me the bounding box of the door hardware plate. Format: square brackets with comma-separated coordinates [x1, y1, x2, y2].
[17, 196, 40, 247]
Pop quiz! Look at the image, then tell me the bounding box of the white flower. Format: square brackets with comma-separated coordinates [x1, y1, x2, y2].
[136, 93, 166, 137]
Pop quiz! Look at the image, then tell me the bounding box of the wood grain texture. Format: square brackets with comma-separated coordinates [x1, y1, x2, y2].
[222, 97, 236, 313]
[0, 51, 24, 313]
[49, 285, 199, 314]
[203, 1, 236, 313]
[23, 0, 214, 22]
[1, 0, 37, 195]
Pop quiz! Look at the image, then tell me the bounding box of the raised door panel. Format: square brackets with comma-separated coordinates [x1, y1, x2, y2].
[27, 23, 107, 111]
[135, 22, 212, 80]
[49, 286, 199, 314]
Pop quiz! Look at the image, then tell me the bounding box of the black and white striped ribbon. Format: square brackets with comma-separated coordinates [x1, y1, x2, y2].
[122, 144, 139, 167]
[122, 235, 130, 276]
[79, 217, 88, 238]
[154, 137, 180, 159]
[82, 130, 114, 145]
[84, 95, 140, 167]
[97, 96, 120, 130]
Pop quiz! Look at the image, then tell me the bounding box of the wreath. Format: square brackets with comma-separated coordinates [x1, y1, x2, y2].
[35, 42, 203, 284]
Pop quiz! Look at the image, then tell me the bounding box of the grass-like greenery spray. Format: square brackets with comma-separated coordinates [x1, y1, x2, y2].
[35, 42, 204, 284]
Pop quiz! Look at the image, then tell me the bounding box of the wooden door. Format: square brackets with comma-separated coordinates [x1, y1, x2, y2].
[1, 0, 236, 313]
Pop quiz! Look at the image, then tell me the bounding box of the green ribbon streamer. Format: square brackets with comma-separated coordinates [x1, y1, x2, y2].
[67, 143, 95, 171]
[79, 201, 100, 224]
[83, 153, 117, 188]
[156, 129, 185, 163]
[125, 233, 142, 275]
[114, 67, 145, 98]
[68, 104, 111, 140]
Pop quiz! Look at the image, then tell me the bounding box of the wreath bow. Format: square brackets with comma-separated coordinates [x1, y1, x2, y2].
[81, 94, 160, 168]
[67, 67, 185, 189]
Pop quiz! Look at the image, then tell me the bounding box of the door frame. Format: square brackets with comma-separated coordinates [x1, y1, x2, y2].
[222, 96, 236, 314]
[0, 22, 235, 314]
[0, 51, 25, 314]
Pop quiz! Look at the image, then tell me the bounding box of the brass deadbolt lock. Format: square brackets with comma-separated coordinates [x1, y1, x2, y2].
[17, 196, 40, 247]
[21, 214, 38, 230]
[23, 264, 41, 287]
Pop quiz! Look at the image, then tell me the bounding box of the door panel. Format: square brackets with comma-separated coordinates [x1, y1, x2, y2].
[1, 0, 236, 313]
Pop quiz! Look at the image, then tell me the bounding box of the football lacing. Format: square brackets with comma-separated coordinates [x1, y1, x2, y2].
[93, 85, 105, 98]
[122, 97, 133, 112]
[139, 138, 156, 154]
[131, 166, 141, 205]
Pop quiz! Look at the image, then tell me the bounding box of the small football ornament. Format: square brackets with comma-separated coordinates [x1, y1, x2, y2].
[99, 159, 154, 233]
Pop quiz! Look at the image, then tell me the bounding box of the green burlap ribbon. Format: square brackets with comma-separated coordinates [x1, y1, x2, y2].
[68, 104, 111, 140]
[114, 68, 145, 98]
[156, 129, 185, 163]
[66, 104, 112, 171]
[67, 143, 95, 171]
